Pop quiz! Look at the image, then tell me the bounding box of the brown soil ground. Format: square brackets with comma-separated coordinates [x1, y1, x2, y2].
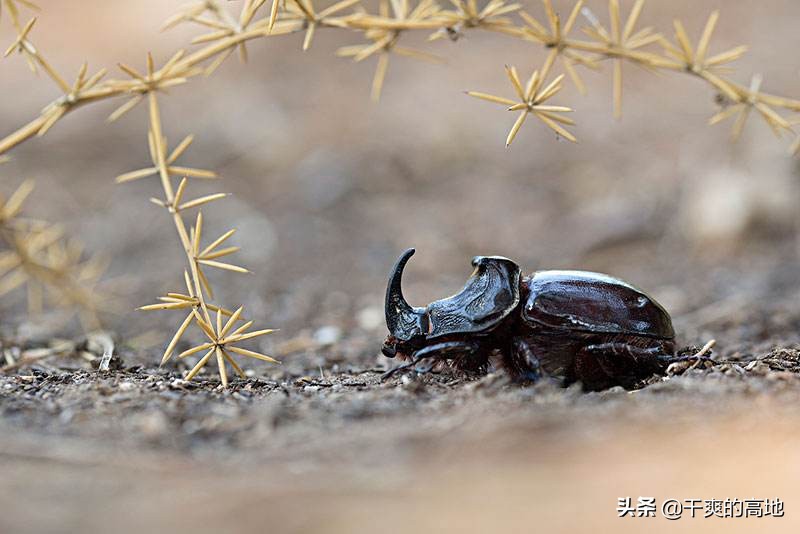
[4, 1, 800, 532]
[4, 289, 800, 533]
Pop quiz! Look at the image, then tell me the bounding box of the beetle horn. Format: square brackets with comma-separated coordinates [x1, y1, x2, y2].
[385, 248, 427, 340]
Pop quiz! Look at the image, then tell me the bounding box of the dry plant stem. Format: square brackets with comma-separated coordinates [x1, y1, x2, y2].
[0, 347, 62, 373]
[139, 87, 276, 383]
[0, 23, 287, 155]
[694, 339, 716, 359]
[2, 2, 269, 383]
[3, 1, 800, 155]
[0, 228, 95, 315]
[0, 181, 105, 329]
[146, 93, 214, 330]
[0, 4, 330, 155]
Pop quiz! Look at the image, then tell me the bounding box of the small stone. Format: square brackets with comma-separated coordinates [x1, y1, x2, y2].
[314, 326, 341, 347]
[170, 378, 188, 388]
[356, 306, 383, 331]
[136, 412, 169, 438]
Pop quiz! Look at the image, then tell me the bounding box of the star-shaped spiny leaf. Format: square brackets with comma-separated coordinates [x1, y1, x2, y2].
[188, 211, 249, 301]
[1, 229, 110, 327]
[148, 176, 229, 216]
[468, 62, 576, 146]
[0, 223, 60, 307]
[162, 0, 221, 31]
[517, 0, 599, 94]
[0, 183, 64, 308]
[4, 16, 75, 94]
[140, 270, 242, 365]
[186, 0, 276, 73]
[430, 0, 521, 41]
[179, 306, 277, 386]
[0, 182, 109, 327]
[3, 15, 36, 72]
[35, 239, 111, 329]
[580, 0, 663, 117]
[658, 10, 748, 103]
[116, 133, 217, 184]
[709, 74, 792, 142]
[278, 0, 361, 50]
[338, 0, 443, 101]
[4, 17, 106, 134]
[107, 51, 199, 122]
[0, 0, 38, 31]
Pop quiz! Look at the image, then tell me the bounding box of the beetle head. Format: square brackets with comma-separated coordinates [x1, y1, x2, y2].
[382, 248, 521, 359]
[382, 248, 429, 358]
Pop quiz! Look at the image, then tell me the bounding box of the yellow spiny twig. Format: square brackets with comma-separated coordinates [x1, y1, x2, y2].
[0, 181, 107, 330]
[3, 1, 800, 154]
[515, 0, 598, 95]
[112, 61, 277, 384]
[0, 0, 40, 33]
[430, 0, 522, 41]
[468, 59, 575, 146]
[337, 0, 444, 101]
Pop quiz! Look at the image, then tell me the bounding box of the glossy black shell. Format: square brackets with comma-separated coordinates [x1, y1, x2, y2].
[521, 270, 675, 339]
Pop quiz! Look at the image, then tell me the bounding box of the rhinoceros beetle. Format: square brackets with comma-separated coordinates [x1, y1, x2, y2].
[382, 248, 699, 391]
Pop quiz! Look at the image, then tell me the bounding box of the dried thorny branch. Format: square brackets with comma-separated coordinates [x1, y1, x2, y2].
[3, 1, 800, 380]
[337, 0, 444, 101]
[0, 0, 38, 34]
[467, 60, 575, 146]
[1, 2, 280, 384]
[3, 0, 800, 153]
[121, 81, 278, 384]
[0, 181, 107, 330]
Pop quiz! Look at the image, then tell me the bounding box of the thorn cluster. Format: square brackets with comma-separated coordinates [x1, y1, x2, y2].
[338, 0, 444, 101]
[112, 53, 278, 385]
[467, 60, 575, 146]
[432, 0, 521, 41]
[0, 181, 107, 330]
[2, 0, 799, 154]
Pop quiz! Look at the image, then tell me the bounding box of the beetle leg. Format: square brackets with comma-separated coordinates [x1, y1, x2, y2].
[381, 354, 426, 380]
[577, 342, 667, 390]
[381, 341, 479, 380]
[582, 342, 665, 373]
[413, 340, 478, 359]
[511, 338, 544, 382]
[583, 342, 663, 360]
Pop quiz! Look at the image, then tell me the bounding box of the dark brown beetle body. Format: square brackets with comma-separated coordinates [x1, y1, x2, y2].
[382, 249, 678, 391]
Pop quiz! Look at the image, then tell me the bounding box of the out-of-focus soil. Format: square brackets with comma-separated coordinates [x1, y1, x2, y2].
[4, 0, 800, 532]
[4, 294, 800, 533]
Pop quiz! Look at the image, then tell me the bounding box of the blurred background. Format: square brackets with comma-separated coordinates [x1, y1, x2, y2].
[3, 1, 800, 532]
[2, 0, 800, 344]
